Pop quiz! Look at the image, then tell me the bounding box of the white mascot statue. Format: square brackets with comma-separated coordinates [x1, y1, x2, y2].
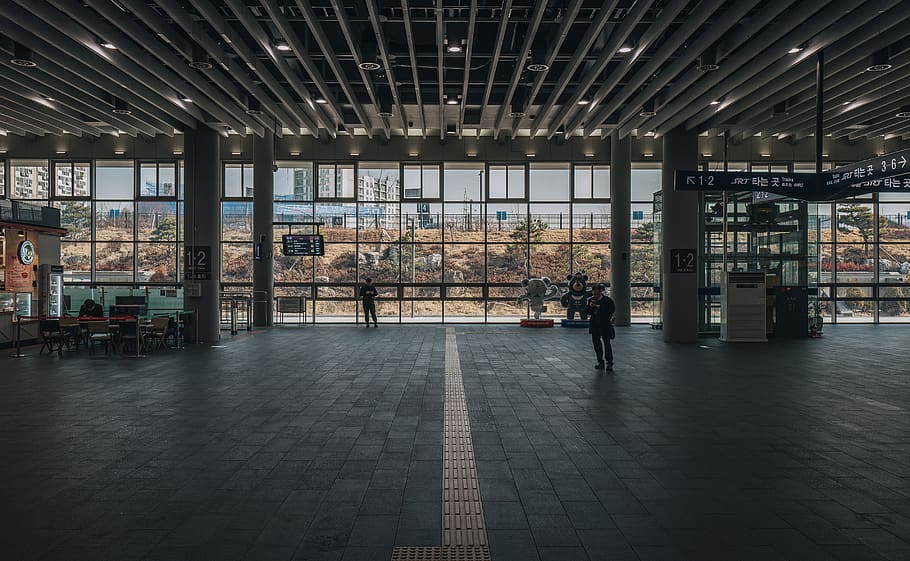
[518, 277, 561, 319]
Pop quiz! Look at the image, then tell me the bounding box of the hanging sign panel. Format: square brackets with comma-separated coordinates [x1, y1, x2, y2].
[824, 148, 910, 190]
[282, 234, 325, 256]
[675, 171, 820, 196]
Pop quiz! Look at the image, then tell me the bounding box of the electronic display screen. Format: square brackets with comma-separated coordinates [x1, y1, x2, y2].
[282, 234, 325, 256]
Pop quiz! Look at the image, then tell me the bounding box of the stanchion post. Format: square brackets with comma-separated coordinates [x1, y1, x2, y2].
[9, 315, 27, 358]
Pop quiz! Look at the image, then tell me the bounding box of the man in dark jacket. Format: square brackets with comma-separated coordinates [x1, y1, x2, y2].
[360, 278, 378, 327]
[585, 283, 616, 370]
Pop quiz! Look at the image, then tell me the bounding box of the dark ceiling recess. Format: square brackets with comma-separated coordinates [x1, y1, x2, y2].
[0, 0, 909, 142]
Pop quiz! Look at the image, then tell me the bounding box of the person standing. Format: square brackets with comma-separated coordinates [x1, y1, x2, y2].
[585, 283, 616, 370]
[360, 277, 378, 327]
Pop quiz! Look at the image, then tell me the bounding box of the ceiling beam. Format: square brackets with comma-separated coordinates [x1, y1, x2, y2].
[0, 108, 62, 136]
[130, 0, 297, 135]
[437, 0, 445, 140]
[222, 0, 330, 136]
[491, 0, 547, 138]
[365, 0, 409, 136]
[0, 13, 177, 136]
[80, 0, 266, 136]
[528, 0, 619, 138]
[478, 0, 514, 136]
[511, 0, 583, 134]
[401, 0, 427, 137]
[456, 0, 479, 138]
[323, 0, 390, 139]
[0, 92, 101, 137]
[0, 121, 29, 136]
[578, 0, 748, 138]
[543, 0, 659, 139]
[260, 0, 355, 134]
[689, 0, 910, 138]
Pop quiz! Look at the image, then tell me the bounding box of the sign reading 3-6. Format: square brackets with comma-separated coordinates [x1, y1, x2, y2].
[184, 245, 212, 280]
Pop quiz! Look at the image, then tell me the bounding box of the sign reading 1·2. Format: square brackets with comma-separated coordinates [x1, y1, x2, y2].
[670, 249, 697, 274]
[184, 245, 212, 280]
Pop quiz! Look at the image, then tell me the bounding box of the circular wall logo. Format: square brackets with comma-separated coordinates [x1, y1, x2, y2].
[17, 240, 35, 265]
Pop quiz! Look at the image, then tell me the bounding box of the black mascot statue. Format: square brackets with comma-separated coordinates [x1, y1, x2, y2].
[561, 271, 592, 320]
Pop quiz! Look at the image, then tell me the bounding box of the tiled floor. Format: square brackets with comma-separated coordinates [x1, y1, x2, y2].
[1, 324, 909, 560]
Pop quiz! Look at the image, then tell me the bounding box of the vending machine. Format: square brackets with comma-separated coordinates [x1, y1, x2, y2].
[38, 264, 64, 316]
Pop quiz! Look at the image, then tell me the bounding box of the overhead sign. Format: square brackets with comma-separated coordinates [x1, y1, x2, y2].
[676, 170, 820, 196]
[184, 245, 212, 280]
[824, 148, 910, 189]
[282, 234, 325, 256]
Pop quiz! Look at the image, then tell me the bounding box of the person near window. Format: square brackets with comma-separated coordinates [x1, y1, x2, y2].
[585, 284, 616, 370]
[360, 278, 378, 327]
[78, 298, 104, 317]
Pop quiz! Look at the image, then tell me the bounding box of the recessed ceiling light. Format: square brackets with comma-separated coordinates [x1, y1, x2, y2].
[408, 152, 419, 157]
[866, 49, 892, 72]
[753, 132, 762, 137]
[618, 42, 634, 54]
[100, 40, 117, 50]
[10, 44, 37, 67]
[896, 106, 910, 118]
[114, 150, 125, 155]
[822, 153, 829, 157]
[761, 153, 771, 157]
[445, 37, 464, 54]
[0, 149, 7, 154]
[44, 96, 55, 102]
[358, 60, 382, 71]
[642, 152, 654, 157]
[525, 153, 536, 158]
[349, 151, 360, 157]
[702, 153, 713, 157]
[709, 100, 721, 106]
[173, 150, 183, 155]
[274, 39, 291, 52]
[315, 97, 328, 104]
[466, 152, 477, 157]
[112, 98, 131, 115]
[643, 130, 656, 137]
[181, 95, 193, 103]
[842, 100, 854, 106]
[289, 151, 300, 156]
[639, 100, 656, 117]
[584, 152, 595, 158]
[788, 46, 803, 54]
[231, 151, 241, 156]
[55, 150, 66, 155]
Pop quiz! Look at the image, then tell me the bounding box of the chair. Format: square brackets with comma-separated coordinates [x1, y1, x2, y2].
[85, 320, 113, 354]
[39, 319, 68, 356]
[118, 320, 141, 354]
[149, 317, 171, 350]
[59, 316, 81, 349]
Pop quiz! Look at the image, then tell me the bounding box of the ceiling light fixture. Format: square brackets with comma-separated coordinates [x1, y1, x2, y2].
[761, 153, 771, 157]
[866, 49, 892, 72]
[10, 44, 37, 67]
[696, 47, 719, 71]
[639, 99, 657, 117]
[55, 150, 66, 155]
[642, 152, 654, 157]
[289, 151, 300, 156]
[112, 98, 131, 115]
[408, 152, 419, 157]
[771, 102, 789, 117]
[896, 106, 910, 118]
[180, 95, 193, 103]
[114, 150, 125, 155]
[584, 152, 595, 158]
[173, 150, 183, 155]
[189, 44, 213, 70]
[526, 51, 549, 72]
[349, 151, 360, 157]
[17, 230, 25, 237]
[842, 100, 854, 106]
[643, 130, 656, 137]
[466, 152, 477, 157]
[445, 37, 464, 54]
[577, 93, 592, 106]
[315, 97, 328, 104]
[358, 59, 382, 71]
[274, 39, 291, 52]
[703, 153, 713, 157]
[245, 96, 263, 116]
[618, 41, 635, 54]
[231, 151, 241, 156]
[788, 46, 804, 54]
[100, 40, 117, 50]
[526, 153, 536, 158]
[709, 100, 721, 106]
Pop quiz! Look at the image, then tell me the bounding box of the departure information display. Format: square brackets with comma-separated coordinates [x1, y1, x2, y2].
[282, 234, 325, 256]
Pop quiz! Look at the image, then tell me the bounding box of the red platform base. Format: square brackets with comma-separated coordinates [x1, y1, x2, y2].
[520, 319, 554, 328]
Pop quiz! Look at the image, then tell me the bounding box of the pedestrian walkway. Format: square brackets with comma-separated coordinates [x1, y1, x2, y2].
[1, 325, 909, 560]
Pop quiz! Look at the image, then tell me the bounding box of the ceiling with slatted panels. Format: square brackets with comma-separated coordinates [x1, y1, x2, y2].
[0, 0, 908, 144]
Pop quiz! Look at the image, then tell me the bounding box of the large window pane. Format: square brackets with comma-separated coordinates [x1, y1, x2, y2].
[54, 162, 90, 198]
[274, 162, 313, 201]
[60, 242, 91, 283]
[95, 201, 134, 241]
[96, 161, 133, 199]
[530, 163, 569, 201]
[317, 203, 357, 242]
[573, 243, 610, 282]
[531, 203, 570, 243]
[222, 243, 253, 282]
[274, 246, 313, 283]
[400, 244, 443, 283]
[403, 164, 440, 199]
[138, 243, 177, 282]
[11, 160, 50, 200]
[222, 202, 253, 242]
[530, 243, 570, 282]
[138, 202, 177, 241]
[444, 244, 484, 283]
[95, 241, 134, 281]
[317, 163, 354, 199]
[58, 201, 92, 241]
[444, 163, 484, 202]
[317, 242, 356, 283]
[402, 203, 442, 243]
[486, 202, 526, 243]
[631, 165, 660, 202]
[444, 204, 483, 243]
[358, 242, 400, 284]
[572, 203, 610, 242]
[487, 243, 527, 284]
[489, 165, 525, 199]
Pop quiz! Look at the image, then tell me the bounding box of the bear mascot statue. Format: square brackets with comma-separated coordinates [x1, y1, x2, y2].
[560, 271, 592, 320]
[518, 277, 560, 320]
